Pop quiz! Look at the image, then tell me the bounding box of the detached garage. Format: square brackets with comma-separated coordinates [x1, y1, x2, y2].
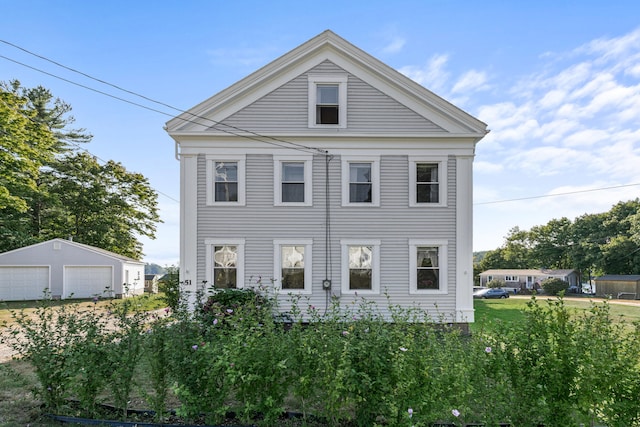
[0, 238, 145, 301]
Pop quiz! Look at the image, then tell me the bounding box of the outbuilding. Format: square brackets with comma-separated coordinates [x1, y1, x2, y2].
[594, 275, 640, 299]
[0, 238, 145, 301]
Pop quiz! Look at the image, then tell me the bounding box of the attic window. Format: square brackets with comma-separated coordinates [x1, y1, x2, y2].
[308, 75, 347, 128]
[316, 85, 339, 124]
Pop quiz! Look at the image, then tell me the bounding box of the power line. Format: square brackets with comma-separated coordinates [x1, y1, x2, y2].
[475, 183, 640, 205]
[0, 96, 179, 204]
[0, 40, 327, 156]
[6, 40, 639, 208]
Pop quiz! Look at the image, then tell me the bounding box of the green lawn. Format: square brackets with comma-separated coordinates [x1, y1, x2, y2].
[471, 295, 640, 333]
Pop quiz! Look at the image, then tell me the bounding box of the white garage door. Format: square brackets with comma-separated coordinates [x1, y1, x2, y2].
[64, 266, 113, 299]
[0, 267, 50, 301]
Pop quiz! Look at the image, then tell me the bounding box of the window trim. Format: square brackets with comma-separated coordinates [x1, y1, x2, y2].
[340, 239, 381, 295]
[273, 239, 313, 295]
[341, 155, 380, 207]
[409, 239, 448, 295]
[308, 75, 347, 128]
[206, 155, 246, 206]
[273, 155, 313, 206]
[408, 156, 447, 207]
[204, 239, 245, 290]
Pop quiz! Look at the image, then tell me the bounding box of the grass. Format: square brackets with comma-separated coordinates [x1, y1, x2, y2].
[471, 294, 640, 333]
[0, 293, 167, 328]
[2, 293, 640, 426]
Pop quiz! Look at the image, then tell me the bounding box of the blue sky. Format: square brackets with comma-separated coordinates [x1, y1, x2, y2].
[2, 1, 640, 266]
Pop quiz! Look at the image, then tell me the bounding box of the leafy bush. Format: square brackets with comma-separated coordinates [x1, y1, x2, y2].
[4, 289, 640, 426]
[158, 265, 180, 310]
[487, 279, 506, 288]
[541, 277, 570, 295]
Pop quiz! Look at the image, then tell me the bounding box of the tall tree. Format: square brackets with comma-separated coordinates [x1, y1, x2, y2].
[0, 81, 160, 259]
[43, 152, 161, 259]
[0, 82, 57, 249]
[529, 217, 573, 269]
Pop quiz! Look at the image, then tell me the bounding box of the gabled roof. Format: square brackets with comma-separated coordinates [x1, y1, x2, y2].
[0, 238, 143, 264]
[479, 269, 576, 276]
[166, 30, 488, 138]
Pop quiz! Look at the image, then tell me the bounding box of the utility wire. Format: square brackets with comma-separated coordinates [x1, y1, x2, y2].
[0, 96, 180, 204]
[474, 182, 640, 205]
[0, 40, 328, 156]
[6, 41, 637, 207]
[0, 54, 323, 156]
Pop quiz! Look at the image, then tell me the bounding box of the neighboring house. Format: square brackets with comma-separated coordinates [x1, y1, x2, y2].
[165, 30, 488, 324]
[594, 275, 640, 299]
[144, 274, 161, 294]
[0, 238, 145, 301]
[478, 269, 579, 290]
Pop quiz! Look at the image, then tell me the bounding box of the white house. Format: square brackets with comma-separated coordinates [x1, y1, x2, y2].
[165, 30, 488, 324]
[0, 238, 145, 300]
[478, 269, 580, 290]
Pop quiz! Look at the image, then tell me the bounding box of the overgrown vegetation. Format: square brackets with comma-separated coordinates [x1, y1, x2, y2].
[2, 289, 640, 426]
[541, 277, 570, 295]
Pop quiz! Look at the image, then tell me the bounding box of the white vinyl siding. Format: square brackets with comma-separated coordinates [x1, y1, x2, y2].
[196, 154, 457, 316]
[215, 61, 445, 135]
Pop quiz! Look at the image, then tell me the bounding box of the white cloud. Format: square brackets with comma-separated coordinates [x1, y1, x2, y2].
[451, 70, 490, 94]
[398, 53, 450, 93]
[382, 36, 406, 54]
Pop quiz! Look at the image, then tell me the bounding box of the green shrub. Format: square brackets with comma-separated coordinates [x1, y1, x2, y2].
[158, 266, 180, 310]
[541, 277, 570, 295]
[487, 279, 506, 288]
[5, 289, 640, 427]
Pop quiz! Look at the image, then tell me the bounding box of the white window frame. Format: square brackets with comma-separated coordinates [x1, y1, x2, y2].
[273, 239, 313, 295]
[505, 275, 519, 282]
[340, 239, 381, 295]
[206, 155, 246, 206]
[273, 155, 313, 206]
[204, 239, 245, 290]
[408, 156, 447, 207]
[308, 74, 347, 128]
[409, 239, 448, 295]
[341, 155, 380, 207]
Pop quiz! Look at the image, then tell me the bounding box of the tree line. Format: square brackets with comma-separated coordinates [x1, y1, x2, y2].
[475, 199, 640, 281]
[0, 80, 160, 259]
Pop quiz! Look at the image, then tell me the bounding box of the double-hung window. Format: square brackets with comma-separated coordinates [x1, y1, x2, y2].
[341, 239, 380, 295]
[409, 156, 446, 207]
[409, 240, 448, 294]
[341, 156, 380, 206]
[308, 75, 347, 128]
[273, 239, 312, 294]
[206, 155, 246, 205]
[273, 155, 313, 206]
[205, 239, 245, 289]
